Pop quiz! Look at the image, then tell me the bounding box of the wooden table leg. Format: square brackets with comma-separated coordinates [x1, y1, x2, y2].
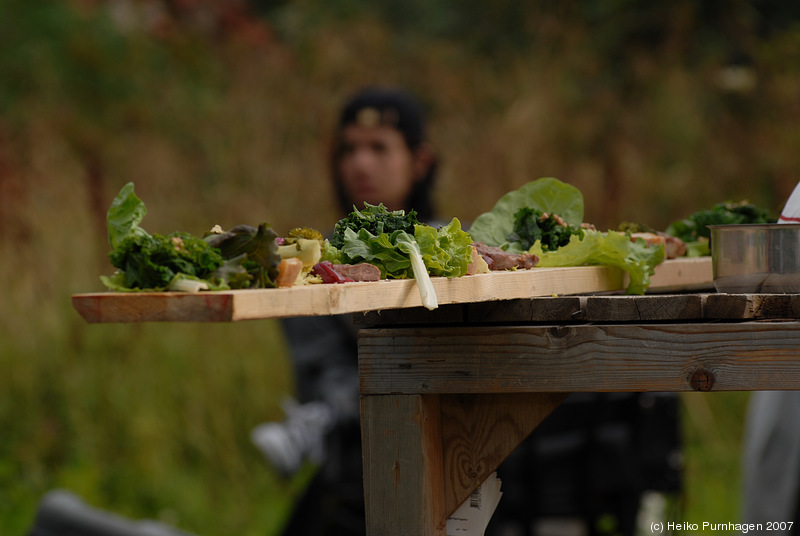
[360, 392, 567, 535]
[361, 394, 446, 536]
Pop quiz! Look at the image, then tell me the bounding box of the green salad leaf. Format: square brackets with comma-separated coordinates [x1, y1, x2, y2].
[106, 182, 150, 251]
[413, 218, 474, 278]
[204, 224, 281, 289]
[531, 230, 665, 295]
[338, 228, 413, 278]
[469, 178, 584, 252]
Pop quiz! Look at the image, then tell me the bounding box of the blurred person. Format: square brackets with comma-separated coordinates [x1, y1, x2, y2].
[251, 85, 438, 536]
[251, 86, 682, 536]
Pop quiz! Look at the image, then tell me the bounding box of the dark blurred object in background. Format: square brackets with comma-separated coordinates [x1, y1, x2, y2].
[28, 490, 198, 536]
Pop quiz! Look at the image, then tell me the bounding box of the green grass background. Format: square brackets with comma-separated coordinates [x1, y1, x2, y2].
[1, 0, 796, 533]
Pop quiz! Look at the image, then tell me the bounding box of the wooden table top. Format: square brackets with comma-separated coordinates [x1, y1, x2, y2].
[357, 293, 800, 395]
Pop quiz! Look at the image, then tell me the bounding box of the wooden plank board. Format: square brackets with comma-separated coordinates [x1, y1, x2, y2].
[71, 257, 713, 324]
[361, 394, 446, 535]
[358, 321, 800, 395]
[704, 293, 800, 319]
[357, 293, 710, 325]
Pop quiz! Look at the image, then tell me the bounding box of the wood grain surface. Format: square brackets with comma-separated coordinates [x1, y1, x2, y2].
[439, 393, 567, 518]
[360, 394, 446, 535]
[358, 321, 800, 394]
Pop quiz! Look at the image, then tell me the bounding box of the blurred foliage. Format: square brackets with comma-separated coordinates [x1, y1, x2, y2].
[2, 0, 800, 533]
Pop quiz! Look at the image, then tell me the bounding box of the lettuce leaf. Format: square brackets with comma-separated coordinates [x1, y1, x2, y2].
[531, 230, 665, 295]
[340, 227, 413, 278]
[106, 181, 150, 250]
[414, 218, 474, 277]
[468, 178, 584, 252]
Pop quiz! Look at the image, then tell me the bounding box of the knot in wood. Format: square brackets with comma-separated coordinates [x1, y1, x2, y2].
[690, 368, 715, 391]
[548, 326, 571, 339]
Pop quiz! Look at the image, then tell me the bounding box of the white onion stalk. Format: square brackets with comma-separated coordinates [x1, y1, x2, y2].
[400, 236, 438, 310]
[169, 275, 209, 293]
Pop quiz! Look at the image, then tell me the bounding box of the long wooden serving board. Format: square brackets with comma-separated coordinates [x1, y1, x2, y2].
[71, 257, 713, 324]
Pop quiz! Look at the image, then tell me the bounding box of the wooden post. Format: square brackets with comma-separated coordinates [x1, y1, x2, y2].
[361, 394, 446, 536]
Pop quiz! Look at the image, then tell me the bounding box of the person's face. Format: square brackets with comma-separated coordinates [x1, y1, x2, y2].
[337, 124, 420, 212]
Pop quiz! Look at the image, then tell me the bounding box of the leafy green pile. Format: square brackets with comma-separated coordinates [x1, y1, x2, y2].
[325, 218, 472, 278]
[323, 204, 474, 309]
[101, 182, 280, 291]
[665, 201, 773, 256]
[468, 177, 665, 295]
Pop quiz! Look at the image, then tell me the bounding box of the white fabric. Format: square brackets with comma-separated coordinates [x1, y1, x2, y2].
[778, 182, 800, 223]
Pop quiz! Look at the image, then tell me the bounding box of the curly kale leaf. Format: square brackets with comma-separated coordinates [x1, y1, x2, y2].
[507, 207, 584, 252]
[109, 232, 225, 290]
[330, 203, 420, 249]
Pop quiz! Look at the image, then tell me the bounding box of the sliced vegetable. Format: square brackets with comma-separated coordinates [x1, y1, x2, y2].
[395, 231, 437, 310]
[276, 258, 304, 288]
[277, 239, 322, 268]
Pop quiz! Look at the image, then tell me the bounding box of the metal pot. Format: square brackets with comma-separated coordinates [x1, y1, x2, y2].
[710, 223, 800, 293]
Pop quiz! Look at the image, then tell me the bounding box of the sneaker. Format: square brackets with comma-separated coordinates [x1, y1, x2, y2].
[251, 399, 334, 477]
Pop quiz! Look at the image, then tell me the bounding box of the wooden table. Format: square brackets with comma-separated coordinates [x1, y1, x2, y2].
[355, 293, 800, 535]
[72, 257, 750, 534]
